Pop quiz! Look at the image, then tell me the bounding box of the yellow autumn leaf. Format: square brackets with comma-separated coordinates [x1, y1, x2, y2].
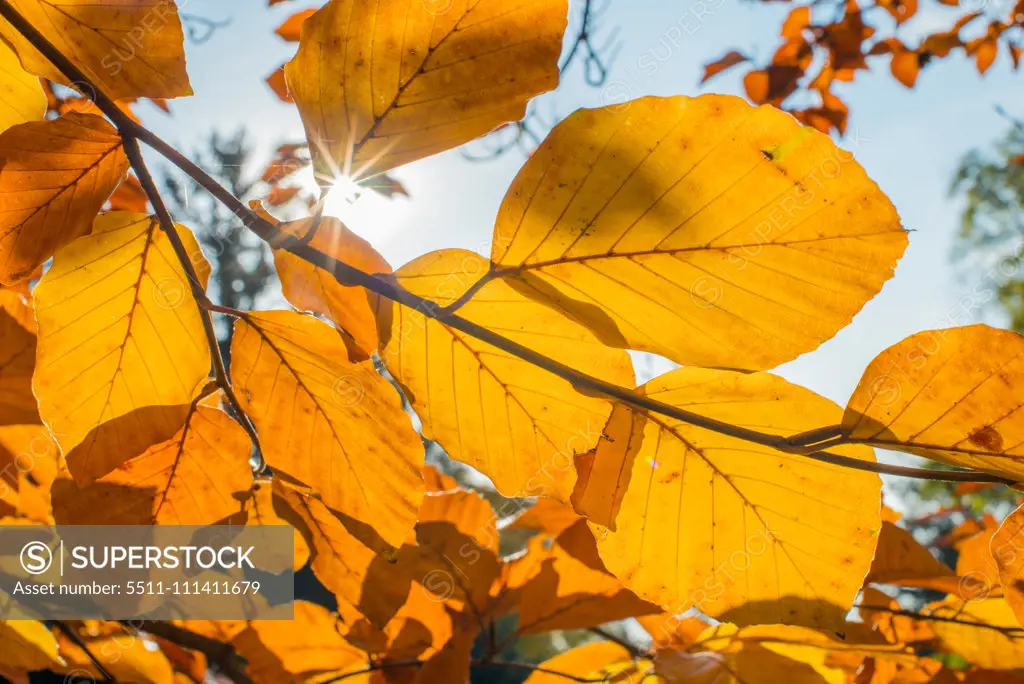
[522, 643, 651, 683]
[379, 248, 634, 501]
[928, 597, 1024, 670]
[0, 113, 129, 284]
[0, 619, 61, 672]
[992, 503, 1024, 627]
[864, 521, 961, 594]
[0, 0, 192, 100]
[51, 404, 253, 525]
[591, 367, 881, 631]
[0, 39, 44, 134]
[0, 289, 37, 424]
[513, 519, 660, 634]
[33, 212, 211, 483]
[843, 325, 1024, 481]
[490, 94, 907, 370]
[230, 310, 424, 547]
[273, 216, 391, 360]
[285, 0, 566, 179]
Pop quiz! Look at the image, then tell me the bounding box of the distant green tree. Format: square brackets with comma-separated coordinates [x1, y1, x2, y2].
[950, 119, 1024, 332]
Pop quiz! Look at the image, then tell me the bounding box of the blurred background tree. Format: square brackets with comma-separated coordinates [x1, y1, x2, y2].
[160, 130, 278, 357]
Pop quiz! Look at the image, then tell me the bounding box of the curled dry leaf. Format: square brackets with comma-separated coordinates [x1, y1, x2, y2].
[230, 310, 424, 548]
[285, 0, 567, 179]
[0, 113, 129, 284]
[378, 248, 634, 501]
[33, 213, 211, 483]
[491, 94, 907, 370]
[590, 367, 881, 631]
[843, 324, 1024, 481]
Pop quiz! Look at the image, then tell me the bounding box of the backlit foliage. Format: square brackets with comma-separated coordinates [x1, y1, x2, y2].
[0, 0, 1021, 682]
[702, 0, 1024, 135]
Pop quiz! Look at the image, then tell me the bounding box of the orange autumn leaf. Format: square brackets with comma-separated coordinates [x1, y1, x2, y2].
[992, 503, 1024, 627]
[247, 601, 365, 678]
[285, 0, 567, 179]
[702, 50, 750, 83]
[843, 325, 1024, 481]
[273, 9, 315, 42]
[272, 216, 391, 360]
[0, 290, 37, 425]
[865, 521, 959, 593]
[50, 404, 253, 526]
[0, 0, 192, 101]
[230, 311, 424, 548]
[512, 520, 660, 634]
[0, 113, 129, 284]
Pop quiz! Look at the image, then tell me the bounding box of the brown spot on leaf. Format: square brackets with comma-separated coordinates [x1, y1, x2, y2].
[968, 425, 1003, 452]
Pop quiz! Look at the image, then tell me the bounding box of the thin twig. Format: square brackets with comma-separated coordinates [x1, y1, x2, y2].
[0, 0, 1011, 486]
[856, 604, 1024, 636]
[319, 659, 422, 683]
[473, 659, 614, 682]
[120, 134, 262, 457]
[47, 621, 114, 682]
[589, 626, 650, 658]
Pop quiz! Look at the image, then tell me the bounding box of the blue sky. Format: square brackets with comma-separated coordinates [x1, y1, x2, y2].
[142, 0, 1022, 482]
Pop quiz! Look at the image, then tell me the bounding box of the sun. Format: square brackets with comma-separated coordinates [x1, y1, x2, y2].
[301, 171, 410, 248]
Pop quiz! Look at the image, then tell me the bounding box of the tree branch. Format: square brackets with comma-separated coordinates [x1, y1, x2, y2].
[473, 659, 618, 682]
[0, 0, 1011, 486]
[856, 604, 1024, 636]
[120, 133, 262, 459]
[588, 626, 650, 659]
